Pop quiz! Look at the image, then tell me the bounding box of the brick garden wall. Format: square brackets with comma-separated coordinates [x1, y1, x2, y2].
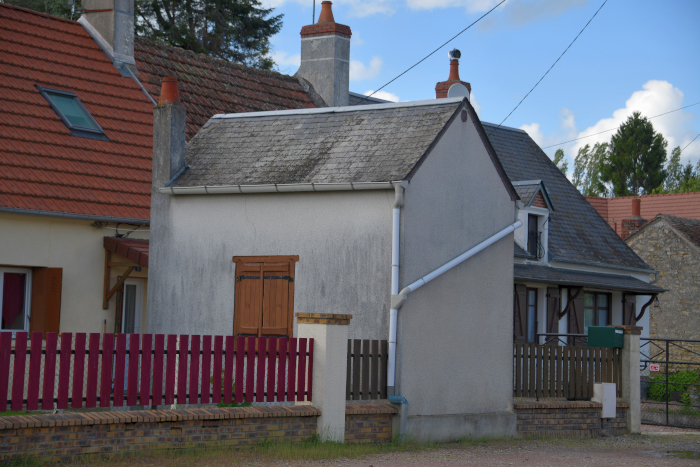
[514, 401, 628, 438]
[0, 406, 319, 463]
[345, 403, 397, 444]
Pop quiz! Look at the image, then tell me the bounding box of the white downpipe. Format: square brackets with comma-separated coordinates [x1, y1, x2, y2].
[397, 220, 522, 299]
[388, 184, 404, 393]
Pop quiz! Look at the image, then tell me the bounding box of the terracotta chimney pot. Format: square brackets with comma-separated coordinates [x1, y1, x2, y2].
[631, 198, 641, 217]
[159, 77, 180, 105]
[318, 1, 335, 23]
[448, 60, 461, 81]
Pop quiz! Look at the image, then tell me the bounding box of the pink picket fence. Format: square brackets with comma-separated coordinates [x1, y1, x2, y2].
[0, 332, 313, 412]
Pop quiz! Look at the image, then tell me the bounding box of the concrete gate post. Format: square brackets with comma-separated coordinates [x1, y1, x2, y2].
[295, 313, 352, 442]
[617, 325, 642, 434]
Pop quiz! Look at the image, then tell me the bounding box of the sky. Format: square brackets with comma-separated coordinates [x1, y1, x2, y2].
[264, 0, 700, 173]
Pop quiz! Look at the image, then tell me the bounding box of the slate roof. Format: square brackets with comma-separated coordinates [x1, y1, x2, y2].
[0, 3, 154, 221]
[512, 181, 540, 206]
[483, 122, 652, 272]
[134, 38, 316, 141]
[514, 243, 535, 259]
[348, 92, 391, 106]
[630, 214, 700, 249]
[173, 99, 466, 187]
[514, 264, 666, 294]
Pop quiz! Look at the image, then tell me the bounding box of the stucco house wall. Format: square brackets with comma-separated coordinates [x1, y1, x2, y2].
[396, 114, 517, 439]
[146, 190, 393, 338]
[0, 212, 148, 334]
[627, 222, 700, 340]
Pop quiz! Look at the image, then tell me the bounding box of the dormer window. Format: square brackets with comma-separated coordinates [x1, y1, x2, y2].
[37, 87, 108, 141]
[513, 180, 554, 262]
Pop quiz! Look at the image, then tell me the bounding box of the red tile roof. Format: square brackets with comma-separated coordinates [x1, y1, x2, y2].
[0, 3, 154, 221]
[586, 192, 700, 237]
[134, 37, 316, 140]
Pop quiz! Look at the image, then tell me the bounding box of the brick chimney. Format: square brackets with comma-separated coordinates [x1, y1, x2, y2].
[436, 49, 471, 100]
[296, 1, 351, 107]
[79, 0, 135, 66]
[152, 78, 186, 190]
[621, 198, 647, 239]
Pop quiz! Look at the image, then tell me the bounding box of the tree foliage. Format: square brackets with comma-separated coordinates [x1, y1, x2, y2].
[652, 148, 700, 194]
[600, 112, 667, 196]
[553, 149, 569, 175]
[3, 0, 79, 19]
[135, 0, 282, 69]
[572, 143, 609, 197]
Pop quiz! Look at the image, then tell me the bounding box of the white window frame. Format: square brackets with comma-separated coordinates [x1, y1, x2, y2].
[0, 267, 32, 335]
[121, 278, 143, 334]
[516, 206, 550, 263]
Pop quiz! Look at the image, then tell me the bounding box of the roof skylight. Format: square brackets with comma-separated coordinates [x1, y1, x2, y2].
[37, 87, 108, 141]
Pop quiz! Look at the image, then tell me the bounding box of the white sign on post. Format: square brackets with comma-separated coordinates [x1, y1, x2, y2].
[650, 364, 660, 372]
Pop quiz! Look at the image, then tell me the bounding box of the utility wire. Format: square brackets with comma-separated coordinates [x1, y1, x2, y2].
[488, 0, 608, 135]
[359, 0, 507, 103]
[541, 101, 700, 149]
[680, 133, 700, 155]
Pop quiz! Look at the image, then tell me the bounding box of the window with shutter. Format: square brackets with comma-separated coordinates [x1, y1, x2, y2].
[1, 268, 32, 334]
[513, 284, 527, 344]
[567, 287, 585, 346]
[622, 294, 637, 325]
[233, 256, 297, 337]
[30, 267, 62, 336]
[545, 287, 560, 344]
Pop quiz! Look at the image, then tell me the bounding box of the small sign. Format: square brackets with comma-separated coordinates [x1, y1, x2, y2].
[650, 364, 660, 372]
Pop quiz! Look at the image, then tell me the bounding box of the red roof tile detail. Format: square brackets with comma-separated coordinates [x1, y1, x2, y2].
[586, 192, 700, 237]
[0, 3, 154, 221]
[133, 37, 317, 140]
[104, 237, 149, 268]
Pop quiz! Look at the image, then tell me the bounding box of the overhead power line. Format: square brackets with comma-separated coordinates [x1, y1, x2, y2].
[541, 101, 700, 149]
[681, 133, 700, 155]
[360, 0, 507, 103]
[488, 0, 608, 135]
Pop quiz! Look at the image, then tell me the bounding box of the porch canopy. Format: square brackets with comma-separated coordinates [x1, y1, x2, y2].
[514, 263, 666, 294]
[103, 237, 149, 268]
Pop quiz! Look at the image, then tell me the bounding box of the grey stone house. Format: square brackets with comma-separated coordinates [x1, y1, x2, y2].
[626, 214, 700, 339]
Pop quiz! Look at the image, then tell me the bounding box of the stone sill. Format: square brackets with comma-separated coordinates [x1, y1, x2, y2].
[346, 403, 398, 415]
[0, 405, 320, 430]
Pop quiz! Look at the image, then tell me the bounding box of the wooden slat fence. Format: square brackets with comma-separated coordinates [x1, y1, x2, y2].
[346, 339, 388, 400]
[513, 344, 621, 400]
[0, 332, 313, 412]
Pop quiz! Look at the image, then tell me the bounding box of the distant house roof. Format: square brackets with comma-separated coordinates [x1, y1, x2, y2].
[348, 92, 391, 106]
[133, 37, 317, 141]
[585, 192, 700, 237]
[170, 98, 517, 194]
[0, 3, 154, 222]
[627, 214, 700, 250]
[514, 264, 666, 294]
[484, 122, 652, 272]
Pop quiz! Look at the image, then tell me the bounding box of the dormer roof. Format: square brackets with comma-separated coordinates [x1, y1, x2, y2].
[512, 180, 554, 210]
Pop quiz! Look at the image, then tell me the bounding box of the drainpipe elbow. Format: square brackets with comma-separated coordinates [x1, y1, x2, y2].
[388, 394, 409, 405]
[391, 290, 409, 310]
[650, 271, 660, 284]
[393, 183, 405, 208]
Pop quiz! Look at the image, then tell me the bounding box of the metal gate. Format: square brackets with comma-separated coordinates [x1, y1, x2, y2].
[640, 338, 700, 428]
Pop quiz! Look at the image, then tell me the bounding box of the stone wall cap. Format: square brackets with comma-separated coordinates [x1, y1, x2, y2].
[610, 325, 643, 335]
[345, 403, 398, 415]
[296, 312, 353, 325]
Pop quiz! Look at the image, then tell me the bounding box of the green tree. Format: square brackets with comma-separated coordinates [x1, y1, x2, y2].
[572, 143, 608, 197]
[601, 112, 667, 196]
[3, 0, 79, 19]
[552, 148, 569, 175]
[135, 0, 282, 69]
[662, 146, 684, 192]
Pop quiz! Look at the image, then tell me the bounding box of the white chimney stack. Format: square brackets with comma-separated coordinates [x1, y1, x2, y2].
[79, 0, 135, 66]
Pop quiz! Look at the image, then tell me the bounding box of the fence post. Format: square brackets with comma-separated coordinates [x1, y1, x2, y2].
[615, 325, 642, 434]
[295, 313, 352, 442]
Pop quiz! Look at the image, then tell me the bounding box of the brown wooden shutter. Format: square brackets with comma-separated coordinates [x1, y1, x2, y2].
[623, 294, 636, 326]
[30, 267, 62, 336]
[513, 284, 527, 344]
[261, 262, 292, 336]
[545, 287, 560, 343]
[567, 287, 584, 344]
[234, 263, 263, 336]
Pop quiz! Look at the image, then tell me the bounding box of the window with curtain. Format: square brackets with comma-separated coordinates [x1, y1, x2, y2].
[583, 292, 610, 335]
[1, 269, 30, 332]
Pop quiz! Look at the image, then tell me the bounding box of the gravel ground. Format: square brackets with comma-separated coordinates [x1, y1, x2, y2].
[62, 434, 700, 467]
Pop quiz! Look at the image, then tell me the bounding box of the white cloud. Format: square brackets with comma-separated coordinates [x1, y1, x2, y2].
[363, 90, 400, 102]
[470, 93, 482, 117]
[520, 122, 546, 147]
[271, 51, 301, 75]
[350, 56, 383, 81]
[571, 80, 698, 164]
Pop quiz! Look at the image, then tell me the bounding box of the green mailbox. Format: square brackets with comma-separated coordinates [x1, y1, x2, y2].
[588, 326, 624, 348]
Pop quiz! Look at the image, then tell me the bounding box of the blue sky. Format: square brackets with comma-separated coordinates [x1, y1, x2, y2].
[265, 0, 700, 172]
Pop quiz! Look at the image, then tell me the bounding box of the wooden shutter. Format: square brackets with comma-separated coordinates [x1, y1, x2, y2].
[545, 287, 560, 343]
[30, 267, 62, 336]
[623, 294, 636, 325]
[234, 263, 263, 336]
[261, 262, 293, 336]
[567, 287, 584, 344]
[513, 284, 527, 344]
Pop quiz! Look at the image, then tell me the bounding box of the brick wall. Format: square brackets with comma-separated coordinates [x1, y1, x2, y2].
[345, 403, 397, 444]
[0, 406, 319, 463]
[514, 401, 628, 438]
